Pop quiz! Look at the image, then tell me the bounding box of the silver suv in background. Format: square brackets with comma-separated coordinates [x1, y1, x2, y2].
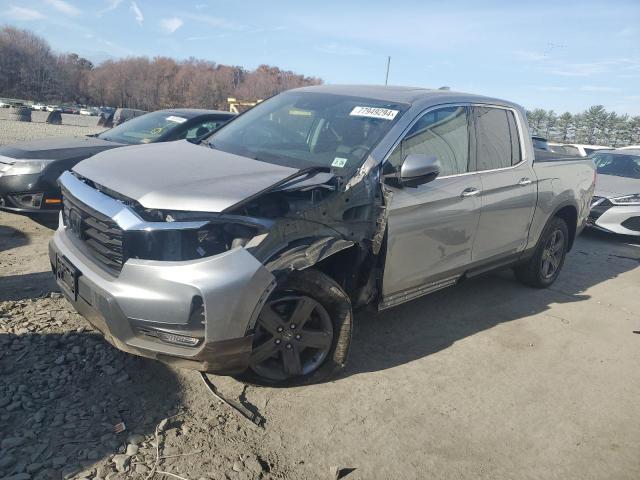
[49, 86, 595, 386]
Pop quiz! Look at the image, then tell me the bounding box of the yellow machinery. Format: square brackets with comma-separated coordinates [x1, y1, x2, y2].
[227, 97, 262, 113]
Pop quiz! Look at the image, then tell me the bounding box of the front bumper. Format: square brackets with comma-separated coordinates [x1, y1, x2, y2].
[49, 222, 276, 374]
[588, 204, 640, 236]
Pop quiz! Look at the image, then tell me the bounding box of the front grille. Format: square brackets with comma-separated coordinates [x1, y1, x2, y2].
[62, 188, 124, 272]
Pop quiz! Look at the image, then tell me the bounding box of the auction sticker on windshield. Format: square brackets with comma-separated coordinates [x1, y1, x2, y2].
[166, 115, 187, 123]
[331, 157, 348, 168]
[350, 106, 399, 120]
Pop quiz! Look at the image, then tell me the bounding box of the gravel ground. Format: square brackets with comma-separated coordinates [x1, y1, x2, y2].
[0, 112, 104, 147]
[1, 122, 640, 480]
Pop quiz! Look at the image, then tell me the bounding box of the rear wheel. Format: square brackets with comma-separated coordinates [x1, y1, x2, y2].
[243, 269, 352, 387]
[515, 217, 568, 288]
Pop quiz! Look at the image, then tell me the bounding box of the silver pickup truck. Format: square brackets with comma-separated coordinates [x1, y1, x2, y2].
[49, 86, 595, 386]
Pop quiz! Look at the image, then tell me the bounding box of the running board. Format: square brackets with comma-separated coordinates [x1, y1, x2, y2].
[378, 275, 459, 310]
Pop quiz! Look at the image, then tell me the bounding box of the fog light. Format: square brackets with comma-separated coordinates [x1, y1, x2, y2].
[10, 192, 43, 209]
[156, 331, 201, 347]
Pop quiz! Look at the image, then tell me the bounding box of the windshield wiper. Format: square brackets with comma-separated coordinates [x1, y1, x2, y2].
[222, 166, 332, 213]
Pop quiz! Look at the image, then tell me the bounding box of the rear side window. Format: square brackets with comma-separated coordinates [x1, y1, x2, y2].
[474, 107, 514, 170]
[388, 106, 470, 177]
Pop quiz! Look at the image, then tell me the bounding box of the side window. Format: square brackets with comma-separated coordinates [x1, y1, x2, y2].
[387, 106, 470, 177]
[506, 110, 522, 165]
[474, 107, 512, 171]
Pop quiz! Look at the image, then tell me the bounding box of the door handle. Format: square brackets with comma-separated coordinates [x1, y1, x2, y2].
[518, 178, 533, 186]
[461, 187, 480, 197]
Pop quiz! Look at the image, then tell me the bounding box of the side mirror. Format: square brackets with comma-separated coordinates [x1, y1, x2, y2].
[400, 154, 440, 187]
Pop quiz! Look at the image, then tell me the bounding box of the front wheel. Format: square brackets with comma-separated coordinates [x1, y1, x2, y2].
[242, 269, 352, 387]
[515, 217, 569, 288]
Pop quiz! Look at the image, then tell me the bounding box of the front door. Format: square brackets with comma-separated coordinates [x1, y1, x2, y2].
[382, 105, 482, 307]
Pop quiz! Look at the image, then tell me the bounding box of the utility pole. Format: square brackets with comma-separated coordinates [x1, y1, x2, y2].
[385, 56, 391, 85]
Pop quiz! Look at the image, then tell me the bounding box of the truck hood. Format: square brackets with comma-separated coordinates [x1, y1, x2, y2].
[595, 174, 640, 199]
[73, 140, 298, 212]
[0, 136, 123, 161]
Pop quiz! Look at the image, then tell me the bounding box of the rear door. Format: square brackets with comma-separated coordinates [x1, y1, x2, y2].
[472, 106, 536, 261]
[382, 105, 482, 306]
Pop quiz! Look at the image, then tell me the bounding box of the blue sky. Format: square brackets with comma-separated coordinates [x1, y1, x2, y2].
[2, 0, 640, 114]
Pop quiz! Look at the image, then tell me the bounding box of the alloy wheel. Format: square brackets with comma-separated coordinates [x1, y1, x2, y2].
[250, 294, 334, 381]
[541, 229, 565, 279]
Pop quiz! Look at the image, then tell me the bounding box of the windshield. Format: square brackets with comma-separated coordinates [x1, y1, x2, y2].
[593, 153, 640, 179]
[207, 91, 408, 170]
[98, 111, 190, 145]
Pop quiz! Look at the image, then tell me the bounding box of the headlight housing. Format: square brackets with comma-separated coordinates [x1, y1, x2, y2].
[4, 159, 54, 176]
[125, 220, 263, 261]
[610, 194, 640, 206]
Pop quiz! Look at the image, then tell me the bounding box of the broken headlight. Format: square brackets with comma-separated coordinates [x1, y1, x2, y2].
[125, 221, 262, 261]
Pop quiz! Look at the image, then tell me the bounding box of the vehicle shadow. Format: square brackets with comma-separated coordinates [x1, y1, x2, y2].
[344, 232, 639, 378]
[0, 331, 184, 479]
[28, 214, 60, 230]
[0, 271, 57, 301]
[0, 224, 29, 253]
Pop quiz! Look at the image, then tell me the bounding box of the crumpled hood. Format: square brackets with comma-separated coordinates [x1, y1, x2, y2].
[595, 174, 640, 199]
[0, 136, 122, 161]
[73, 140, 298, 212]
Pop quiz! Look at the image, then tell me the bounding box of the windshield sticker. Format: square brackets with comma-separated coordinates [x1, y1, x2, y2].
[331, 157, 348, 168]
[288, 109, 313, 116]
[350, 106, 399, 121]
[165, 115, 187, 124]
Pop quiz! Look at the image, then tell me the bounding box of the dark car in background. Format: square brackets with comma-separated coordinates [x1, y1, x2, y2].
[0, 108, 234, 217]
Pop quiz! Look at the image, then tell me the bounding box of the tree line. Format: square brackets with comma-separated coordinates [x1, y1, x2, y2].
[0, 26, 321, 111]
[526, 106, 640, 147]
[2, 26, 639, 146]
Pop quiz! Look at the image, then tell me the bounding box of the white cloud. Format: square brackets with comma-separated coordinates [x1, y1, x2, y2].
[130, 1, 143, 26]
[316, 43, 369, 56]
[98, 0, 123, 15]
[182, 13, 245, 31]
[513, 50, 547, 62]
[617, 28, 637, 38]
[43, 0, 80, 16]
[160, 17, 183, 34]
[580, 86, 620, 93]
[4, 5, 45, 20]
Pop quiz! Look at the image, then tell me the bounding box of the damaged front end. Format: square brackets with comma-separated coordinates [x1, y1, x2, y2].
[120, 159, 388, 310]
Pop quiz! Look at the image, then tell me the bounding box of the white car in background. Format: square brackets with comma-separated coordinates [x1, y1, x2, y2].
[589, 149, 640, 236]
[79, 108, 95, 116]
[31, 103, 47, 111]
[46, 105, 60, 112]
[566, 143, 611, 157]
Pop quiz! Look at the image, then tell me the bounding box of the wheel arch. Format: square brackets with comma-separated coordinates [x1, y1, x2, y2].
[551, 203, 578, 251]
[263, 236, 379, 306]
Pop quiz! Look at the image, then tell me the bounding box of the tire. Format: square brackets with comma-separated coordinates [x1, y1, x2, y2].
[241, 269, 353, 387]
[515, 217, 569, 288]
[7, 107, 31, 122]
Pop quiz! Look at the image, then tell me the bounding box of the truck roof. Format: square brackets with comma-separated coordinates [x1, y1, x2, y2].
[291, 84, 523, 110]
